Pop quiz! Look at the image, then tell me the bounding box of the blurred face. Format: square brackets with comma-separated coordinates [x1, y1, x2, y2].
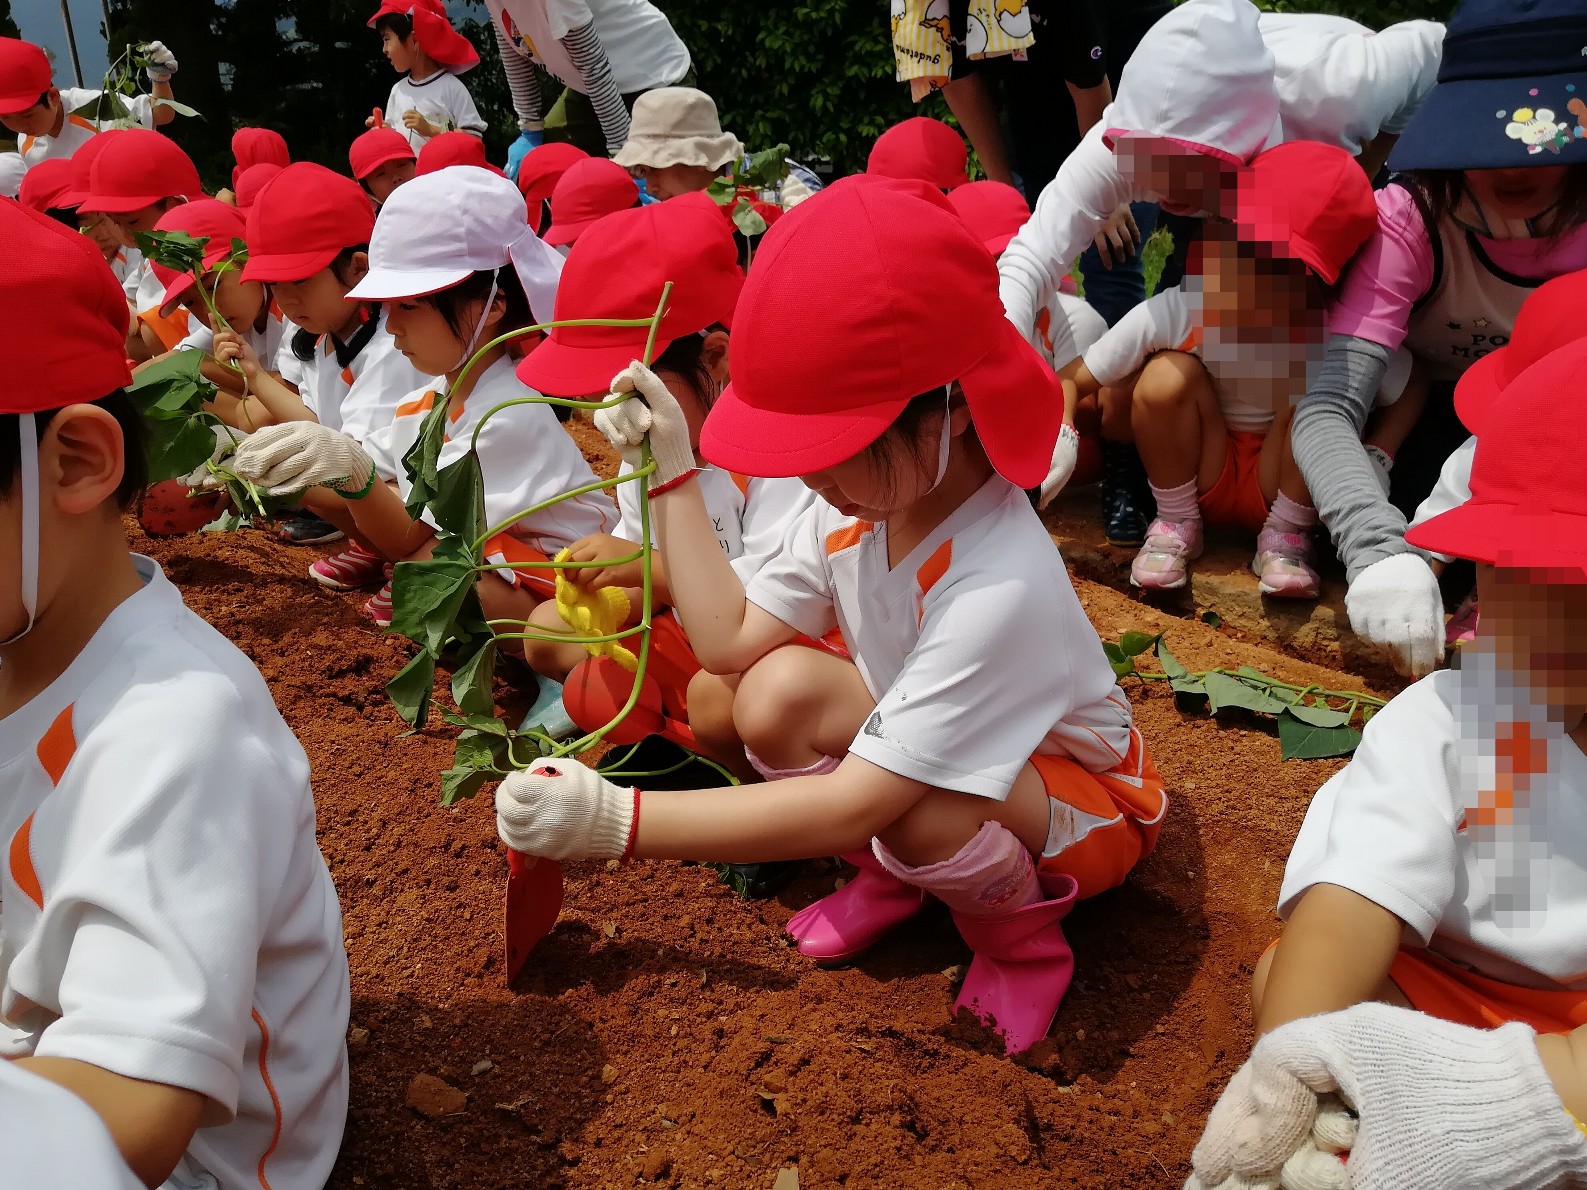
[365, 158, 416, 206]
[77, 212, 122, 263]
[1197, 234, 1315, 338]
[632, 163, 717, 201]
[0, 90, 59, 137]
[1114, 139, 1237, 217]
[1463, 167, 1569, 225]
[107, 199, 178, 243]
[381, 28, 418, 73]
[273, 256, 368, 337]
[1477, 564, 1587, 715]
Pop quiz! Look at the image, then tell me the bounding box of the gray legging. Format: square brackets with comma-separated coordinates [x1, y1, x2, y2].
[1291, 334, 1416, 584]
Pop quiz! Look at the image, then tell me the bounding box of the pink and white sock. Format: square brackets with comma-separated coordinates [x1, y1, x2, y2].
[1263, 491, 1317, 535]
[873, 821, 1039, 917]
[745, 750, 842, 782]
[1148, 478, 1201, 525]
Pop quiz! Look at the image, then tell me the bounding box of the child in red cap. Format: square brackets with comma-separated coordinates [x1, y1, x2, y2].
[220, 166, 610, 630]
[228, 126, 289, 194]
[514, 193, 818, 767]
[348, 125, 418, 206]
[492, 176, 1168, 1057]
[541, 157, 642, 251]
[365, 0, 486, 151]
[1066, 141, 1415, 598]
[0, 35, 179, 169]
[1215, 335, 1587, 1190]
[213, 161, 430, 556]
[76, 128, 207, 358]
[415, 129, 507, 177]
[0, 195, 348, 1190]
[867, 115, 971, 191]
[516, 140, 589, 234]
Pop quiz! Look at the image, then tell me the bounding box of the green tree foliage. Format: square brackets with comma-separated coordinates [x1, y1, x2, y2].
[0, 1, 21, 41]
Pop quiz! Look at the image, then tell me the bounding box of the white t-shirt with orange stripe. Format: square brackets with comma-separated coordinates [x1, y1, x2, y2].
[363, 354, 615, 553]
[614, 465, 815, 584]
[1280, 666, 1587, 990]
[290, 308, 431, 443]
[0, 556, 349, 1189]
[745, 476, 1135, 801]
[177, 301, 295, 370]
[17, 89, 156, 169]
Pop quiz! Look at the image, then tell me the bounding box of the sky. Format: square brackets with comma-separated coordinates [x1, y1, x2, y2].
[13, 0, 112, 85]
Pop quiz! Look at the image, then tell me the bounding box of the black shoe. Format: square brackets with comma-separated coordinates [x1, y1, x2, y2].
[1099, 441, 1154, 547]
[277, 515, 345, 545]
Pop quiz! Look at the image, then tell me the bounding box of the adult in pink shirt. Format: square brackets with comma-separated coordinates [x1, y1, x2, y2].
[1292, 0, 1587, 679]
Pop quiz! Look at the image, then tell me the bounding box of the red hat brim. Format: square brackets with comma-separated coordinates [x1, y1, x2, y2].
[240, 246, 343, 285]
[700, 380, 908, 480]
[1407, 501, 1587, 581]
[517, 334, 677, 401]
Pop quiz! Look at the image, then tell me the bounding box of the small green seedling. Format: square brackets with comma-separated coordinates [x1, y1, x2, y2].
[1105, 631, 1386, 760]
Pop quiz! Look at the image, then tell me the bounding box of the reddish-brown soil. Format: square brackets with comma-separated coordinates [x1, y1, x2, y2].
[129, 482, 1396, 1189]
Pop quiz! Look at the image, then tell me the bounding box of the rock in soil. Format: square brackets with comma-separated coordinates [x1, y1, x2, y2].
[405, 1074, 466, 1119]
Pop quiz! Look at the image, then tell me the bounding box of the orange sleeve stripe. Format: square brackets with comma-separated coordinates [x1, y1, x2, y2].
[340, 366, 355, 386]
[8, 816, 43, 910]
[824, 521, 871, 557]
[68, 114, 96, 133]
[37, 705, 77, 786]
[20, 135, 35, 155]
[728, 472, 751, 498]
[394, 390, 438, 419]
[251, 1010, 283, 1189]
[915, 540, 953, 599]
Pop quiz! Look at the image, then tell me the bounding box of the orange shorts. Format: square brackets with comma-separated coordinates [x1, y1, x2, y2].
[482, 533, 559, 602]
[1032, 728, 1168, 902]
[1198, 429, 1271, 535]
[138, 306, 192, 354]
[646, 612, 851, 719]
[1388, 947, 1587, 1036]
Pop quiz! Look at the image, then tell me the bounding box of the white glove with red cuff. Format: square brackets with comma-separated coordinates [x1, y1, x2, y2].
[594, 361, 696, 490]
[1345, 554, 1444, 678]
[229, 422, 377, 497]
[143, 41, 178, 82]
[495, 759, 637, 861]
[1187, 1002, 1587, 1190]
[1038, 422, 1081, 510]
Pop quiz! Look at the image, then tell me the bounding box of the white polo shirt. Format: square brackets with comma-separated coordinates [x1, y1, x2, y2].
[283, 309, 430, 444]
[745, 476, 1135, 800]
[1280, 666, 1587, 990]
[0, 556, 349, 1189]
[384, 72, 487, 151]
[614, 466, 816, 584]
[363, 355, 616, 555]
[17, 89, 155, 168]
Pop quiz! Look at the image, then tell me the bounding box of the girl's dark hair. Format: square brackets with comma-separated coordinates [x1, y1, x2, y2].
[0, 390, 148, 509]
[1235, 239, 1334, 311]
[374, 13, 414, 41]
[1409, 165, 1587, 238]
[42, 207, 77, 230]
[860, 383, 973, 496]
[651, 324, 727, 411]
[423, 266, 532, 342]
[290, 245, 373, 361]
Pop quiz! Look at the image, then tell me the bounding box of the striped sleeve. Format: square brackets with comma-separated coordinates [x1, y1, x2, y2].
[562, 20, 630, 155]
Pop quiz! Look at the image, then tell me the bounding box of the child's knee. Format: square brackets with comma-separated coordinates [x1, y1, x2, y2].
[686, 670, 738, 742]
[732, 649, 821, 752]
[1134, 351, 1208, 408]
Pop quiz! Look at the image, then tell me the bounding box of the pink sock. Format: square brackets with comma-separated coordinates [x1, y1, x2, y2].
[1148, 478, 1200, 524]
[745, 750, 841, 782]
[1264, 491, 1317, 534]
[873, 822, 1039, 917]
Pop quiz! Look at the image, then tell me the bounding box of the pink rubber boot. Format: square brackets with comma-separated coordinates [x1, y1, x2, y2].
[876, 822, 1078, 1055]
[784, 849, 929, 965]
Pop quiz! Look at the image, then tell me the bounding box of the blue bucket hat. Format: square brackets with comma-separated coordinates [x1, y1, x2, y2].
[1389, 0, 1587, 172]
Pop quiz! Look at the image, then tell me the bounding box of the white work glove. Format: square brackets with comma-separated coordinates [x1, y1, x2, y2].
[229, 422, 376, 497]
[180, 422, 242, 489]
[495, 759, 636, 861]
[1187, 1075, 1357, 1190]
[143, 41, 178, 82]
[1344, 553, 1444, 678]
[1038, 423, 1080, 509]
[1187, 1003, 1587, 1190]
[593, 361, 696, 489]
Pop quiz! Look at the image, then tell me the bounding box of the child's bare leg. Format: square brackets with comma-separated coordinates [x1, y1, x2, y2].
[685, 670, 758, 784]
[732, 645, 873, 773]
[876, 760, 1052, 866]
[302, 489, 383, 556]
[519, 599, 589, 680]
[1131, 351, 1227, 494]
[474, 575, 543, 661]
[1097, 383, 1136, 443]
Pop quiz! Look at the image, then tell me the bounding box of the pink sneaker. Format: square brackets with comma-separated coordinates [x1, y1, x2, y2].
[1129, 518, 1203, 591]
[1446, 593, 1480, 647]
[364, 581, 393, 628]
[1252, 528, 1321, 599]
[309, 546, 386, 591]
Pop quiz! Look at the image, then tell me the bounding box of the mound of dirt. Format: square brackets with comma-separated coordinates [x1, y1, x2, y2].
[130, 513, 1390, 1190]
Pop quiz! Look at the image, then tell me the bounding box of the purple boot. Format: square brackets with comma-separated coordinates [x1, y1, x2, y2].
[785, 849, 929, 965]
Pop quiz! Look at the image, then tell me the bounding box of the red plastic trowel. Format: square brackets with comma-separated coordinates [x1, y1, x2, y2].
[504, 851, 564, 984]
